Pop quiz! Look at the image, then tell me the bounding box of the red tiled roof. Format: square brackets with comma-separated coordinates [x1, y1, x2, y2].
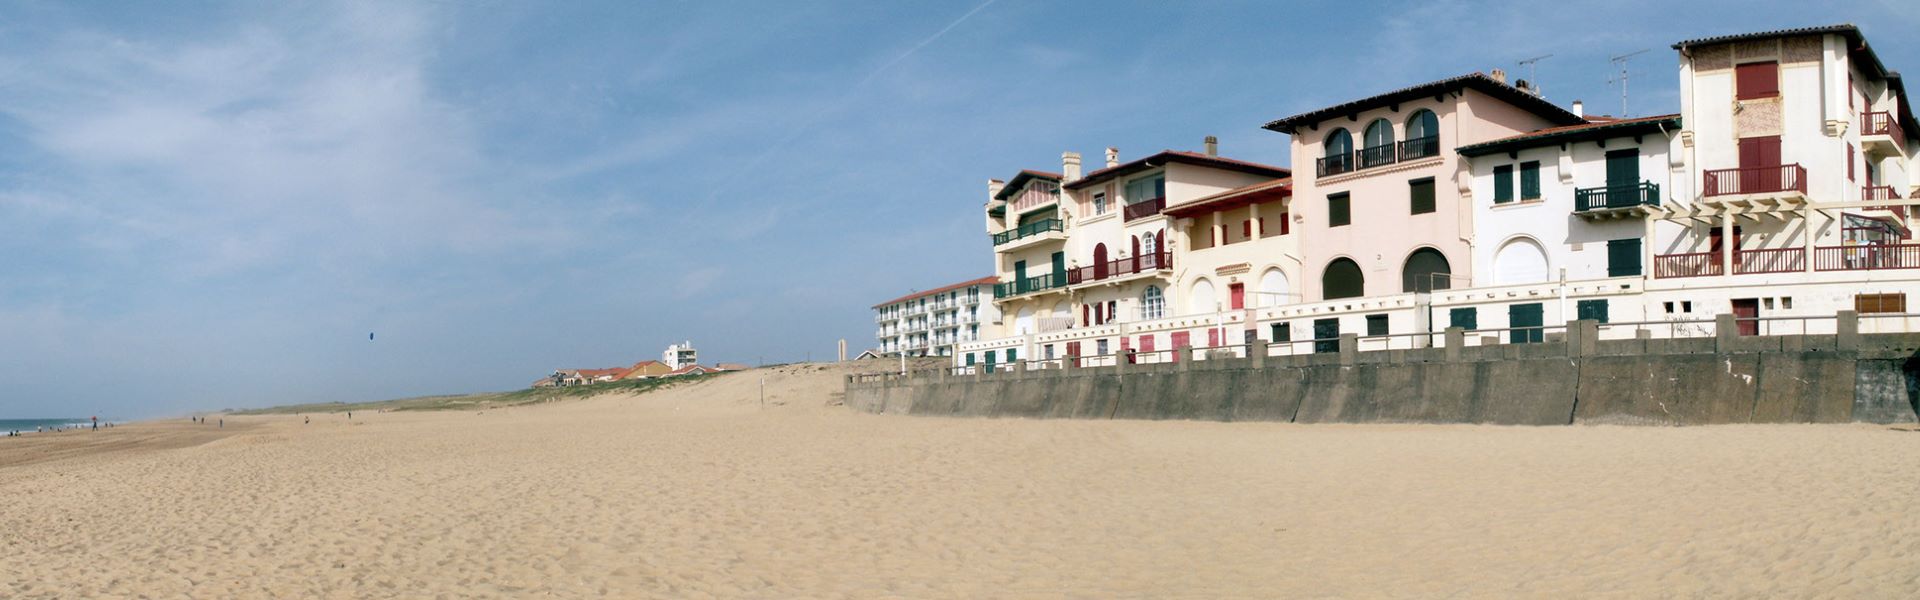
[1164, 178, 1293, 218]
[1263, 72, 1586, 134]
[577, 368, 626, 378]
[1064, 150, 1288, 190]
[873, 276, 998, 309]
[1455, 114, 1680, 157]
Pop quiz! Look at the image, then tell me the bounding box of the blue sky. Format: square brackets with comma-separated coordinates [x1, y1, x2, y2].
[3, 1, 1917, 418]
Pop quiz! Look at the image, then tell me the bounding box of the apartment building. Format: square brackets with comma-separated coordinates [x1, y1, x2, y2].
[873, 277, 997, 357]
[955, 24, 1917, 367]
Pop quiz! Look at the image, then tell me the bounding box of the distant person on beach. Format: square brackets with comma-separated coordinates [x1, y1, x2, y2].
[218, 419, 223, 428]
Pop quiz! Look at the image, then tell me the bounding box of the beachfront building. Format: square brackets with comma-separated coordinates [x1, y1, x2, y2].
[663, 341, 697, 370]
[954, 24, 1919, 367]
[619, 360, 673, 380]
[872, 277, 998, 357]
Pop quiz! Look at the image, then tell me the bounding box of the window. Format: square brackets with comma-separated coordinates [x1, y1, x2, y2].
[1403, 109, 1439, 159]
[1096, 339, 1109, 355]
[1271, 322, 1290, 342]
[1124, 175, 1165, 204]
[1329, 193, 1351, 227]
[1402, 247, 1452, 292]
[1277, 212, 1290, 235]
[1409, 177, 1436, 214]
[1322, 129, 1354, 175]
[1361, 118, 1395, 168]
[1856, 293, 1907, 314]
[1450, 307, 1477, 331]
[1141, 285, 1166, 320]
[1607, 238, 1642, 277]
[1520, 161, 1541, 199]
[1044, 344, 1055, 360]
[1093, 192, 1108, 215]
[1735, 61, 1779, 100]
[1577, 299, 1610, 323]
[1366, 314, 1388, 336]
[1493, 165, 1514, 203]
[1323, 258, 1365, 300]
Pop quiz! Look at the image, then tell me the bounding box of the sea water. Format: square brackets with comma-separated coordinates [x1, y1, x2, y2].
[0, 418, 95, 433]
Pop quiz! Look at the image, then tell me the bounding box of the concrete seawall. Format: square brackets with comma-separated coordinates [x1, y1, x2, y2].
[846, 324, 1920, 426]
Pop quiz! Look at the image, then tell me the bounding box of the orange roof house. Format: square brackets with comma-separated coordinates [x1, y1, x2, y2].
[620, 360, 673, 380]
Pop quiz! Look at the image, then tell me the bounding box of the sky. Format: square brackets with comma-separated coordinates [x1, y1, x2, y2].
[3, 0, 1918, 418]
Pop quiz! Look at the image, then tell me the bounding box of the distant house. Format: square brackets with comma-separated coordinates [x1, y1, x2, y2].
[580, 368, 625, 383]
[531, 375, 560, 388]
[854, 349, 888, 360]
[713, 363, 751, 372]
[665, 364, 713, 377]
[620, 360, 673, 380]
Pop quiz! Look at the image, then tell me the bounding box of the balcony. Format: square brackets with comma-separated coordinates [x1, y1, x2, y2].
[993, 272, 1067, 299]
[1358, 143, 1396, 169]
[1398, 135, 1439, 160]
[1703, 164, 1806, 198]
[1574, 181, 1661, 219]
[1653, 248, 1806, 278]
[992, 218, 1064, 247]
[1316, 153, 1355, 177]
[1815, 243, 1920, 271]
[1653, 251, 1723, 278]
[1862, 186, 1907, 221]
[1123, 197, 1165, 221]
[1067, 251, 1171, 285]
[1862, 111, 1907, 155]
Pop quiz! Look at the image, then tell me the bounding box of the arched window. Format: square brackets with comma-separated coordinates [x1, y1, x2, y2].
[1016, 306, 1035, 334]
[1142, 231, 1158, 255]
[1259, 268, 1290, 307]
[1493, 237, 1550, 285]
[1142, 285, 1166, 320]
[1403, 109, 1439, 159]
[1322, 258, 1365, 300]
[1361, 118, 1395, 168]
[1189, 278, 1216, 314]
[1401, 247, 1453, 292]
[1322, 128, 1354, 175]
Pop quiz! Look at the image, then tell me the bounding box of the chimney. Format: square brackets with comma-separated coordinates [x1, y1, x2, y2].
[1490, 68, 1507, 85]
[1061, 151, 1082, 182]
[987, 178, 1005, 201]
[1105, 147, 1119, 168]
[1571, 100, 1584, 118]
[1204, 136, 1218, 157]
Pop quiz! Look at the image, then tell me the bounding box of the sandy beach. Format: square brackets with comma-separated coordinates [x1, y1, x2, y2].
[4, 362, 1919, 598]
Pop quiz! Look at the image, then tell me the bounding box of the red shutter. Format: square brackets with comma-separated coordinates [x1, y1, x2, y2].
[1082, 305, 1090, 326]
[1848, 144, 1856, 181]
[1170, 331, 1190, 362]
[1280, 212, 1290, 235]
[1108, 301, 1117, 322]
[1066, 341, 1081, 367]
[1242, 220, 1251, 240]
[1208, 328, 1221, 347]
[1258, 217, 1266, 236]
[1735, 62, 1779, 100]
[1139, 335, 1155, 354]
[1229, 283, 1245, 310]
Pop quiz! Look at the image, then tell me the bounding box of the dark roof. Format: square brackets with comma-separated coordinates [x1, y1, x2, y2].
[1456, 114, 1682, 157]
[993, 170, 1062, 201]
[1163, 178, 1292, 218]
[873, 276, 997, 309]
[1063, 150, 1288, 190]
[1262, 72, 1585, 135]
[1673, 24, 1916, 151]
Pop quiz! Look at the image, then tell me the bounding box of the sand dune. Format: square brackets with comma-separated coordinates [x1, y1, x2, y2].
[4, 361, 1918, 598]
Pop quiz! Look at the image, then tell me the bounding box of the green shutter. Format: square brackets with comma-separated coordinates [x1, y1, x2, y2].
[1520, 161, 1541, 199]
[1410, 178, 1435, 214]
[1329, 193, 1351, 226]
[1493, 165, 1513, 203]
[1450, 307, 1478, 331]
[1607, 238, 1643, 277]
[1577, 299, 1610, 323]
[1366, 314, 1389, 336]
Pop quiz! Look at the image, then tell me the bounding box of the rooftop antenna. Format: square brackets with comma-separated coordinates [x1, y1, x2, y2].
[1608, 48, 1651, 117]
[1517, 54, 1552, 95]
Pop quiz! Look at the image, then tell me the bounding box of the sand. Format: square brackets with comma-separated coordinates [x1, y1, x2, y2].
[4, 362, 1919, 598]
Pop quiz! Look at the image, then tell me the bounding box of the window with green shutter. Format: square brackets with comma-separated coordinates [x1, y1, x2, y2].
[1493, 165, 1514, 204]
[1409, 177, 1435, 215]
[1520, 161, 1541, 199]
[1577, 299, 1610, 323]
[1329, 192, 1351, 227]
[1271, 322, 1290, 342]
[1366, 314, 1389, 336]
[1607, 238, 1642, 277]
[1450, 307, 1477, 331]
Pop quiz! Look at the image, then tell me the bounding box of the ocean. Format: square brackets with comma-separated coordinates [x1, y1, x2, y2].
[0, 418, 95, 433]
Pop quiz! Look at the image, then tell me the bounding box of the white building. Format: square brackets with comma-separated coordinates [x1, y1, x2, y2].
[955, 24, 1919, 367]
[663, 341, 697, 370]
[873, 277, 998, 357]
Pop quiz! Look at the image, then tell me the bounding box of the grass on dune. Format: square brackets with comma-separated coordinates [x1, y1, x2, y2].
[232, 373, 718, 415]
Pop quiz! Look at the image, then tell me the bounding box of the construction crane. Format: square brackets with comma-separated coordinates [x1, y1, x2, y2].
[1608, 49, 1651, 117]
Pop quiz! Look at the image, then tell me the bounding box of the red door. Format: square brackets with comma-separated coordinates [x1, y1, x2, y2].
[1731, 298, 1759, 336]
[1207, 328, 1221, 348]
[1119, 336, 1133, 364]
[1711, 226, 1744, 269]
[1138, 335, 1155, 361]
[1229, 283, 1246, 310]
[1170, 331, 1190, 363]
[1093, 243, 1109, 280]
[1738, 135, 1782, 192]
[1065, 341, 1081, 367]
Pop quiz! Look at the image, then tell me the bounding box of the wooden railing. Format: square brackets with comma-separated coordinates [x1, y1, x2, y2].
[1653, 251, 1722, 278]
[1864, 111, 1907, 150]
[1704, 164, 1806, 197]
[1398, 135, 1439, 160]
[1814, 243, 1920, 271]
[1575, 181, 1660, 211]
[1067, 251, 1171, 285]
[1733, 247, 1804, 274]
[1123, 197, 1165, 221]
[1863, 186, 1906, 220]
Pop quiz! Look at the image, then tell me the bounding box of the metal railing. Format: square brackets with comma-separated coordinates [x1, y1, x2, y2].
[1862, 186, 1907, 220]
[1575, 181, 1660, 211]
[1067, 251, 1171, 284]
[992, 218, 1063, 246]
[1864, 111, 1907, 149]
[1358, 143, 1396, 169]
[1704, 164, 1806, 197]
[993, 272, 1067, 299]
[1398, 135, 1439, 160]
[1733, 247, 1805, 274]
[1123, 197, 1166, 221]
[1316, 153, 1354, 177]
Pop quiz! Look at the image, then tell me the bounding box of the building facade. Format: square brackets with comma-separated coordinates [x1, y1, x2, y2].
[663, 341, 697, 370]
[873, 277, 998, 357]
[956, 24, 1918, 368]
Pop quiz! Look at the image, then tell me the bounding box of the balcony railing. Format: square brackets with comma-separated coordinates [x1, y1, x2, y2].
[1653, 251, 1723, 278]
[992, 218, 1063, 246]
[1863, 186, 1907, 220]
[1123, 197, 1165, 221]
[1704, 164, 1806, 197]
[1067, 250, 1171, 285]
[1398, 135, 1439, 160]
[1864, 111, 1907, 150]
[1575, 181, 1661, 211]
[1358, 143, 1396, 169]
[1734, 247, 1805, 274]
[993, 272, 1067, 299]
[1815, 243, 1920, 271]
[1316, 153, 1354, 177]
